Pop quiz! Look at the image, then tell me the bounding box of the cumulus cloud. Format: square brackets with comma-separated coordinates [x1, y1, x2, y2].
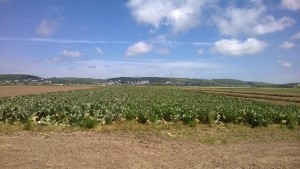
[213, 38, 268, 56]
[95, 47, 103, 55]
[253, 16, 296, 35]
[291, 31, 300, 40]
[281, 0, 300, 11]
[126, 41, 153, 56]
[127, 0, 173, 28]
[279, 41, 295, 49]
[127, 0, 209, 33]
[36, 19, 58, 37]
[213, 1, 296, 36]
[61, 50, 81, 58]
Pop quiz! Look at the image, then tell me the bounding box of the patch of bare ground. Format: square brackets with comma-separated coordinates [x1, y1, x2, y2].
[208, 91, 300, 104]
[0, 86, 96, 97]
[185, 89, 300, 105]
[0, 124, 299, 169]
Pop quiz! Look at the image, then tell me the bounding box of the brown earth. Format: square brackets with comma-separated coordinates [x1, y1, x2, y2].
[0, 131, 299, 169]
[184, 89, 300, 105]
[201, 91, 300, 104]
[0, 86, 96, 97]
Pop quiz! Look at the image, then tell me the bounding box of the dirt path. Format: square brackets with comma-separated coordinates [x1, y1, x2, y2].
[0, 131, 299, 169]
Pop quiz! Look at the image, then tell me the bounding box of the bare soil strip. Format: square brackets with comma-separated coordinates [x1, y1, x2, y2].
[205, 91, 300, 103]
[0, 131, 299, 169]
[185, 89, 300, 104]
[0, 86, 96, 97]
[199, 89, 300, 98]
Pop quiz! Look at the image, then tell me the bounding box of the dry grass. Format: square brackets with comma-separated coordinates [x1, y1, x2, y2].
[1, 121, 299, 145]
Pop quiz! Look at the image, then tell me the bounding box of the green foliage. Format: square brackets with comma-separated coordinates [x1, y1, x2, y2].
[208, 111, 215, 127]
[181, 112, 196, 127]
[23, 119, 33, 130]
[0, 74, 41, 81]
[80, 116, 98, 128]
[286, 112, 297, 129]
[137, 112, 148, 124]
[0, 86, 299, 128]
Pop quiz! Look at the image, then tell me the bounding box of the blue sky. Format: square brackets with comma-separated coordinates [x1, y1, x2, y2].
[0, 0, 299, 83]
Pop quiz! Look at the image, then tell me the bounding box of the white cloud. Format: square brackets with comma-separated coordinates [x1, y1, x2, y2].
[126, 41, 153, 56]
[11, 58, 218, 79]
[166, 0, 205, 33]
[282, 62, 292, 68]
[291, 31, 300, 40]
[36, 19, 58, 37]
[156, 47, 170, 55]
[127, 0, 173, 28]
[150, 35, 178, 47]
[70, 59, 221, 79]
[213, 1, 296, 36]
[253, 16, 296, 35]
[213, 38, 268, 56]
[281, 0, 300, 11]
[193, 42, 211, 46]
[197, 49, 204, 55]
[127, 0, 209, 33]
[61, 50, 81, 58]
[51, 50, 82, 62]
[49, 56, 61, 62]
[279, 41, 295, 49]
[95, 47, 103, 55]
[0, 37, 129, 44]
[278, 56, 293, 68]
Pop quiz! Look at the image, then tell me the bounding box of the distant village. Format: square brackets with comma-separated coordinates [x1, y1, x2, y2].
[0, 78, 52, 85]
[0, 78, 152, 86]
[1, 74, 299, 87]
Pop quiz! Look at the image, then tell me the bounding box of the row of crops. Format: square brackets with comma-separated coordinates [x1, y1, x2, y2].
[0, 86, 299, 127]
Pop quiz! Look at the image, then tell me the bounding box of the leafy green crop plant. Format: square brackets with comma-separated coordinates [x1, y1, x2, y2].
[0, 86, 299, 128]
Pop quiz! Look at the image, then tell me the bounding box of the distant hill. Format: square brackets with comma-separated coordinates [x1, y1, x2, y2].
[47, 77, 103, 85]
[106, 77, 292, 87]
[0, 74, 298, 87]
[0, 74, 42, 81]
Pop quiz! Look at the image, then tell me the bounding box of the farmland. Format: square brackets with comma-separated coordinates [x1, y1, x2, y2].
[0, 86, 299, 128]
[1, 86, 300, 168]
[0, 85, 95, 97]
[184, 87, 300, 104]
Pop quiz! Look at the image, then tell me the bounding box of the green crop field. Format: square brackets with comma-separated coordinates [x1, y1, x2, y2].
[0, 86, 299, 128]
